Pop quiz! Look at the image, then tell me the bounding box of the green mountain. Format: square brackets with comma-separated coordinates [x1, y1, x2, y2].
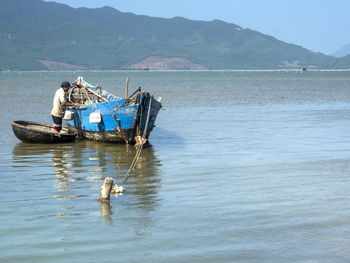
[0, 0, 346, 70]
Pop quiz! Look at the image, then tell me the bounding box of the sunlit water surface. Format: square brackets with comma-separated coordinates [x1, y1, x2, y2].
[1, 70, 350, 262]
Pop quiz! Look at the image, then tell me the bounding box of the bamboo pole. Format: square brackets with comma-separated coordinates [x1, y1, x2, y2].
[125, 77, 129, 98]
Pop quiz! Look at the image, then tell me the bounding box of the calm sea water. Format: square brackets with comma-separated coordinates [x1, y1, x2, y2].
[1, 70, 350, 262]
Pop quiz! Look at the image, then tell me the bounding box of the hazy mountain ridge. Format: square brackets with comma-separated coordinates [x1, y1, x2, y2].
[0, 0, 348, 70]
[331, 44, 350, 58]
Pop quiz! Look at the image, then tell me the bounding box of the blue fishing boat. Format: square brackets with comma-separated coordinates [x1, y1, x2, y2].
[64, 77, 162, 144]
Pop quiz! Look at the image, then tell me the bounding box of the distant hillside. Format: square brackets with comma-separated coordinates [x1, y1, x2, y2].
[332, 54, 350, 68]
[330, 44, 350, 58]
[0, 0, 347, 70]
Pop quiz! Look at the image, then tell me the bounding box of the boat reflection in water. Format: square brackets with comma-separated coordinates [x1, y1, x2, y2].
[12, 141, 162, 218]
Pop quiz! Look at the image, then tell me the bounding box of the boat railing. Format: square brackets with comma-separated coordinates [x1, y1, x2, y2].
[113, 87, 142, 115]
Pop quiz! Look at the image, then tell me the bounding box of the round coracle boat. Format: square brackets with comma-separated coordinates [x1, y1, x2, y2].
[11, 120, 77, 143]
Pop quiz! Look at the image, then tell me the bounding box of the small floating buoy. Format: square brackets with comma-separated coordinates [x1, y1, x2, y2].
[111, 184, 126, 195]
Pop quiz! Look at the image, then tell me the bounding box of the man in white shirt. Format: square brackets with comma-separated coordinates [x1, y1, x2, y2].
[51, 81, 79, 133]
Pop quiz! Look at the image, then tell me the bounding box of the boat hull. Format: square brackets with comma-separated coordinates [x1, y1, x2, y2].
[12, 120, 77, 144]
[67, 125, 133, 143]
[66, 93, 162, 144]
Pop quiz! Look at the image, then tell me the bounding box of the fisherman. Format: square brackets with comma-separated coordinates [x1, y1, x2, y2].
[51, 81, 79, 133]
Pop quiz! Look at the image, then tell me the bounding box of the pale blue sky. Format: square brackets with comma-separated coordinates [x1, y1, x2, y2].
[45, 0, 350, 55]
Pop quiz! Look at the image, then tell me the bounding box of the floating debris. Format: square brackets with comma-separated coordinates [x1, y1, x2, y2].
[111, 184, 126, 195]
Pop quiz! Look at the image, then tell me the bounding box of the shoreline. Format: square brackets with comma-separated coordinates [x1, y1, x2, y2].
[1, 68, 350, 73]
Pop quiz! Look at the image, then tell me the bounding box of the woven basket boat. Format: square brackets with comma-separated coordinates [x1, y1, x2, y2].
[12, 120, 77, 143]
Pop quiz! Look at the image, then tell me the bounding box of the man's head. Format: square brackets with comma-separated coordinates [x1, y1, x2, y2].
[61, 81, 70, 92]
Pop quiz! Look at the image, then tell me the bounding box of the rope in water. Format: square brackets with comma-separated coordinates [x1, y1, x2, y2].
[120, 98, 152, 185]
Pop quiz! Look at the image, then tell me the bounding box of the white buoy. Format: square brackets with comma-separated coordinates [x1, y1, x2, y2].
[111, 184, 126, 195]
